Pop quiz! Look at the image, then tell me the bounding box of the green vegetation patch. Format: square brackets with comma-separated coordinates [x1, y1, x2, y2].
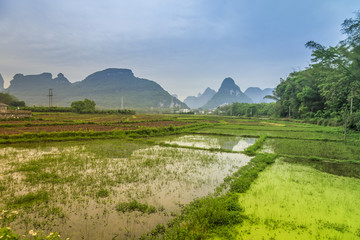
[266, 138, 360, 161]
[243, 135, 267, 156]
[236, 160, 360, 239]
[197, 125, 349, 141]
[283, 156, 360, 178]
[116, 200, 157, 214]
[7, 190, 50, 208]
[155, 193, 244, 240]
[96, 189, 110, 198]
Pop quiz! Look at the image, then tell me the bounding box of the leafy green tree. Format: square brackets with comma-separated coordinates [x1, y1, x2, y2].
[70, 99, 96, 113]
[271, 69, 324, 118]
[304, 11, 360, 113]
[70, 100, 85, 113]
[83, 98, 96, 112]
[214, 102, 275, 117]
[270, 11, 360, 121]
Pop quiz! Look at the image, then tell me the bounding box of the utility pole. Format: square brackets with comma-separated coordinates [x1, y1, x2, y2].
[289, 105, 291, 118]
[121, 96, 124, 110]
[48, 89, 53, 107]
[350, 87, 354, 115]
[170, 97, 174, 113]
[158, 93, 161, 114]
[344, 106, 348, 141]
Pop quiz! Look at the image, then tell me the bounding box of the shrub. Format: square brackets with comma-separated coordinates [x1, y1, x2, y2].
[349, 111, 360, 131]
[71, 99, 96, 113]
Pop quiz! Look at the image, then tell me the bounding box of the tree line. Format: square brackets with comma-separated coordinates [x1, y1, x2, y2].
[217, 11, 360, 130]
[270, 11, 360, 130]
[214, 102, 275, 117]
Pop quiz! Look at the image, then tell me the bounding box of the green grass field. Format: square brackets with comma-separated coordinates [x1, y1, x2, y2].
[236, 160, 360, 240]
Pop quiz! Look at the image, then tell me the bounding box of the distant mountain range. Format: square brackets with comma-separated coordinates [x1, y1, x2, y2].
[184, 87, 216, 109]
[184, 78, 274, 109]
[244, 87, 274, 104]
[2, 68, 274, 110]
[5, 68, 187, 109]
[202, 78, 252, 109]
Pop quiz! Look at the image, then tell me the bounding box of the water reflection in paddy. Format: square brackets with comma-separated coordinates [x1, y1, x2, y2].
[0, 140, 252, 240]
[164, 134, 257, 151]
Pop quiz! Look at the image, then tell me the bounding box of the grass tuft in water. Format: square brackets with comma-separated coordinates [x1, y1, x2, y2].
[96, 189, 110, 198]
[116, 200, 157, 214]
[7, 190, 50, 209]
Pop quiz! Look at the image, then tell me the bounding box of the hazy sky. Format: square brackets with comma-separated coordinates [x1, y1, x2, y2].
[0, 0, 359, 100]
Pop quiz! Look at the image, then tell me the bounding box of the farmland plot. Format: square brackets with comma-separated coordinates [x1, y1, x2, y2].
[0, 137, 251, 239]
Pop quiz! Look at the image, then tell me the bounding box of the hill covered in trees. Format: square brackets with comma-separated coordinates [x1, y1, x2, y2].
[5, 68, 187, 110]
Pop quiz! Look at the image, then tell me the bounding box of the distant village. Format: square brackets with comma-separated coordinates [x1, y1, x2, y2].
[0, 103, 32, 119]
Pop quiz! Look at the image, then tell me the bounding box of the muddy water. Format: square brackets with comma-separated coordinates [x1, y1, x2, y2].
[0, 140, 252, 240]
[164, 134, 257, 151]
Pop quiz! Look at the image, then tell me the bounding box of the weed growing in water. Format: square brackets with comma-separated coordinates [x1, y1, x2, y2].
[96, 189, 110, 198]
[116, 200, 157, 214]
[7, 191, 50, 209]
[1, 137, 251, 239]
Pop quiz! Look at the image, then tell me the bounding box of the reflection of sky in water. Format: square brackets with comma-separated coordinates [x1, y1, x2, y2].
[231, 138, 256, 151]
[259, 139, 274, 153]
[165, 135, 257, 151]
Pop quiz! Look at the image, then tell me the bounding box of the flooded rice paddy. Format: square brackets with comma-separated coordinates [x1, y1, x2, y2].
[0, 135, 253, 239]
[164, 134, 256, 151]
[263, 138, 360, 161]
